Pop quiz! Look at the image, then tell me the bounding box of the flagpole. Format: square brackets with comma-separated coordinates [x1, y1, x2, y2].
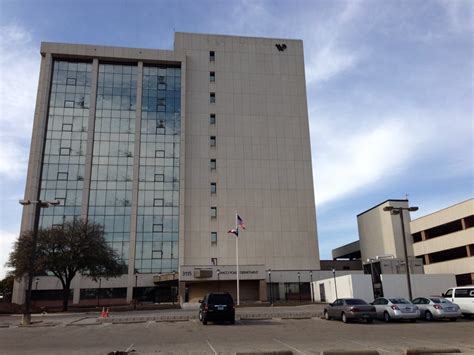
[235, 212, 240, 306]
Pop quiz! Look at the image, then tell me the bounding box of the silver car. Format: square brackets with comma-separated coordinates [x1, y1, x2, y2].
[372, 297, 420, 322]
[412, 297, 461, 321]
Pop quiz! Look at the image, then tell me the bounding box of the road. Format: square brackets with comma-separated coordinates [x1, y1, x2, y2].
[0, 314, 473, 354]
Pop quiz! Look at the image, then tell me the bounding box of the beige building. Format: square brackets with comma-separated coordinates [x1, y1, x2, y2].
[333, 198, 474, 286]
[13, 32, 320, 306]
[411, 198, 474, 286]
[357, 199, 414, 262]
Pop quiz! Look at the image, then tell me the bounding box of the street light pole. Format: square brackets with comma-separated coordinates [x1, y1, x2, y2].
[97, 278, 102, 307]
[297, 272, 301, 301]
[309, 271, 313, 302]
[332, 268, 338, 300]
[134, 273, 138, 310]
[268, 270, 272, 306]
[19, 199, 60, 325]
[383, 205, 418, 301]
[217, 269, 220, 292]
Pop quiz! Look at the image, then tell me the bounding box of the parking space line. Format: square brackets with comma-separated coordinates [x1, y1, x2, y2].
[273, 338, 306, 355]
[125, 343, 134, 352]
[342, 338, 390, 353]
[145, 321, 152, 328]
[206, 340, 217, 355]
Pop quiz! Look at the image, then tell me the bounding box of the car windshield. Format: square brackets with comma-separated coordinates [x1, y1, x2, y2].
[430, 298, 451, 304]
[389, 298, 410, 304]
[345, 299, 367, 305]
[208, 294, 233, 304]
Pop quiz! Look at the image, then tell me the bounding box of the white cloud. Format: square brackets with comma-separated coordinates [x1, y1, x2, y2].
[311, 114, 430, 206]
[0, 25, 39, 179]
[0, 230, 17, 279]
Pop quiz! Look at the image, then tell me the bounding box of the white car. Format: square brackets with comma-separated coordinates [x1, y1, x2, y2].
[412, 297, 461, 321]
[442, 286, 474, 318]
[371, 297, 419, 322]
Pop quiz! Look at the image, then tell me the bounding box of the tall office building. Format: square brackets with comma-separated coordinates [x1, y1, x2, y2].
[13, 33, 320, 305]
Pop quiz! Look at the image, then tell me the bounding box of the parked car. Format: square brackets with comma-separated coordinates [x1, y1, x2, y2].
[442, 286, 474, 318]
[412, 297, 461, 321]
[324, 298, 377, 323]
[371, 297, 419, 322]
[199, 292, 235, 325]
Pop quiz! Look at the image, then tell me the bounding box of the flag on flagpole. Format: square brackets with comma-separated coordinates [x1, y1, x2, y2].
[237, 215, 246, 229]
[227, 228, 239, 237]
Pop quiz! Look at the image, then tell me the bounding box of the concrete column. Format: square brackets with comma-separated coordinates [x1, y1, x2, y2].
[424, 254, 431, 265]
[20, 53, 53, 232]
[278, 282, 286, 301]
[421, 230, 427, 241]
[179, 281, 186, 304]
[467, 245, 473, 257]
[461, 218, 467, 230]
[127, 61, 144, 303]
[81, 58, 99, 219]
[259, 280, 267, 301]
[14, 53, 53, 305]
[73, 286, 80, 304]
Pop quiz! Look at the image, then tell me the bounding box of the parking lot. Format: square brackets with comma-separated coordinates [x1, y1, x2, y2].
[0, 313, 473, 354]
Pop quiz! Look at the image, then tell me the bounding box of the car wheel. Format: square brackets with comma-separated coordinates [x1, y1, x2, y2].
[230, 318, 235, 325]
[202, 317, 208, 325]
[199, 310, 203, 321]
[383, 311, 391, 323]
[366, 318, 373, 324]
[324, 311, 331, 320]
[425, 311, 433, 321]
[341, 312, 349, 323]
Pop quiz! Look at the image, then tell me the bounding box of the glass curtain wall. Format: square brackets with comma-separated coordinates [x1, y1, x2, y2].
[88, 63, 137, 268]
[135, 66, 181, 274]
[39, 60, 91, 227]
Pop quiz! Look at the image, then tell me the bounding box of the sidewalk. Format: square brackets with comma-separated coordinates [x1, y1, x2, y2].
[0, 303, 326, 327]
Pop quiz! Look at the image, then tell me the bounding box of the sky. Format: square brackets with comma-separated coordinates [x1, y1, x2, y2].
[0, 0, 472, 279]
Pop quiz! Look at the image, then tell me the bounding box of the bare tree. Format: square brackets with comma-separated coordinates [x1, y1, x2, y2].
[7, 219, 124, 311]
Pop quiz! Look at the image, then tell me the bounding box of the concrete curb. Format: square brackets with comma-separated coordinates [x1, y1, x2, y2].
[405, 349, 461, 354]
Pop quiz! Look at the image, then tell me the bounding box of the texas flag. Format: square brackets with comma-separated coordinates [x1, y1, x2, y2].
[237, 215, 246, 229]
[227, 228, 239, 237]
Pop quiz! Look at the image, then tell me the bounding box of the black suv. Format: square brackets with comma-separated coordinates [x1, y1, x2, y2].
[199, 292, 235, 325]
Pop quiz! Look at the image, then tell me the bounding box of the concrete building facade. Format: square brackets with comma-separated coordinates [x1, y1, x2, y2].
[13, 32, 320, 306]
[411, 198, 474, 286]
[332, 198, 474, 287]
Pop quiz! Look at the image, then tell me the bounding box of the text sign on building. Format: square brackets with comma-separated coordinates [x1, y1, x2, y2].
[180, 265, 266, 281]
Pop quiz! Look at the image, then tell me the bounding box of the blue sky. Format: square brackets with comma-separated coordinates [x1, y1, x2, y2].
[0, 0, 472, 278]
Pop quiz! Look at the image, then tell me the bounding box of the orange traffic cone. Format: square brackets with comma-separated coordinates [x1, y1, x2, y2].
[100, 307, 106, 318]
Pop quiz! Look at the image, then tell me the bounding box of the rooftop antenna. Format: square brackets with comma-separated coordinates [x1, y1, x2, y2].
[405, 193, 409, 201]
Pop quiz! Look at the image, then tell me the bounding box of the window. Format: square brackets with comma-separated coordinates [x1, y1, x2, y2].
[64, 100, 75, 108]
[57, 172, 68, 180]
[210, 93, 215, 104]
[62, 123, 73, 132]
[210, 182, 216, 194]
[210, 136, 216, 147]
[153, 224, 163, 232]
[211, 257, 217, 265]
[153, 198, 164, 207]
[60, 148, 71, 156]
[66, 78, 76, 86]
[210, 71, 215, 82]
[211, 232, 217, 245]
[210, 207, 217, 218]
[210, 159, 216, 171]
[210, 114, 216, 125]
[154, 174, 164, 182]
[155, 150, 165, 158]
[156, 126, 165, 135]
[210, 51, 215, 62]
